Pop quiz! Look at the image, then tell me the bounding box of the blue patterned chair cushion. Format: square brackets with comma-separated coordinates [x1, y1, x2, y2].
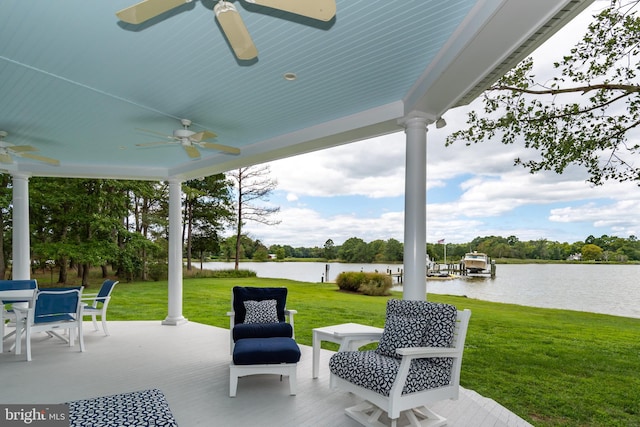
[376, 315, 428, 358]
[423, 302, 457, 348]
[66, 388, 178, 426]
[243, 299, 278, 323]
[329, 350, 452, 396]
[375, 299, 457, 358]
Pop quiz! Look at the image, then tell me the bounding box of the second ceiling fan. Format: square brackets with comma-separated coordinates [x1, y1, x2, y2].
[135, 119, 240, 159]
[116, 0, 337, 60]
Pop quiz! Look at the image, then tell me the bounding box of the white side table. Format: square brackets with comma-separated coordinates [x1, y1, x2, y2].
[312, 322, 383, 378]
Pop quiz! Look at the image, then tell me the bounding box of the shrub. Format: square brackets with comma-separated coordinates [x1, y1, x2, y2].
[148, 262, 168, 281]
[359, 275, 393, 296]
[335, 271, 367, 292]
[187, 268, 257, 279]
[336, 271, 392, 295]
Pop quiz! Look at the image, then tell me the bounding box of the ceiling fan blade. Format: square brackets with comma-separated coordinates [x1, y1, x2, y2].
[183, 145, 201, 159]
[0, 153, 13, 164]
[191, 131, 218, 142]
[7, 145, 38, 153]
[136, 141, 173, 147]
[214, 2, 258, 60]
[246, 0, 336, 21]
[200, 142, 241, 155]
[135, 128, 173, 139]
[19, 153, 60, 166]
[116, 0, 190, 24]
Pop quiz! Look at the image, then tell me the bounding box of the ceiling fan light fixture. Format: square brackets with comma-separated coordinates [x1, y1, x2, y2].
[214, 1, 258, 60]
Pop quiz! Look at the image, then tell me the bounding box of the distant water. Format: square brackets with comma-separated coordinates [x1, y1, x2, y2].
[200, 261, 640, 319]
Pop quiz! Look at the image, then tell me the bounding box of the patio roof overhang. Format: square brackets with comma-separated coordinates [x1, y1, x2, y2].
[0, 0, 592, 181]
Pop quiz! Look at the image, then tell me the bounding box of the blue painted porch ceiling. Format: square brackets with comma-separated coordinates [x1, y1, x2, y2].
[0, 0, 588, 180]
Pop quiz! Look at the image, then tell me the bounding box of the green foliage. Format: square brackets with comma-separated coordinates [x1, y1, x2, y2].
[339, 237, 370, 262]
[446, 1, 640, 185]
[186, 268, 257, 278]
[183, 174, 235, 268]
[358, 274, 393, 296]
[427, 234, 640, 262]
[581, 243, 604, 261]
[335, 271, 366, 292]
[335, 271, 392, 296]
[252, 246, 269, 261]
[148, 262, 168, 281]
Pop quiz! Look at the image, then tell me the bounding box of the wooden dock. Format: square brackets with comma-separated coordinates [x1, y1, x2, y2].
[387, 260, 497, 284]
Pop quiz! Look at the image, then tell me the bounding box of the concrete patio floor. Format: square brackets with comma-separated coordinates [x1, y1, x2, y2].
[0, 321, 533, 427]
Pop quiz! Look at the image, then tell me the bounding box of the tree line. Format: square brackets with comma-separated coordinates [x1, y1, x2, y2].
[228, 234, 640, 263]
[1, 163, 282, 284]
[428, 235, 640, 263]
[1, 175, 235, 284]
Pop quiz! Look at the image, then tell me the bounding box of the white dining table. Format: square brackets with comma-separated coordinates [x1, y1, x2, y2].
[0, 289, 36, 353]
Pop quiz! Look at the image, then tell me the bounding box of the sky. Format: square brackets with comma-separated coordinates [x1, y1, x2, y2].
[238, 2, 640, 248]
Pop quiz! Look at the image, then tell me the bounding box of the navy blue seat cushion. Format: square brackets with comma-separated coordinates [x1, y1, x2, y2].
[233, 337, 301, 365]
[233, 322, 293, 342]
[232, 286, 288, 324]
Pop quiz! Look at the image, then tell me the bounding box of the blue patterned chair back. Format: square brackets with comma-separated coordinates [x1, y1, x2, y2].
[384, 299, 457, 348]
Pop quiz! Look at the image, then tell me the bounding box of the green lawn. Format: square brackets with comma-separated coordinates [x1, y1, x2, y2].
[102, 277, 639, 427]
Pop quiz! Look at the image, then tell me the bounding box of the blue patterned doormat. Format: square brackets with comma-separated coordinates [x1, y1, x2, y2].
[66, 388, 178, 426]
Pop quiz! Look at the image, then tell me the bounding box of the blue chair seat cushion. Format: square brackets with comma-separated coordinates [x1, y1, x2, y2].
[35, 313, 75, 324]
[232, 321, 293, 342]
[233, 337, 301, 365]
[329, 350, 453, 397]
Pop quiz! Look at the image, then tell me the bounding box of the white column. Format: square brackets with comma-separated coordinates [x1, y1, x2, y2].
[163, 178, 188, 325]
[12, 173, 31, 279]
[402, 117, 428, 301]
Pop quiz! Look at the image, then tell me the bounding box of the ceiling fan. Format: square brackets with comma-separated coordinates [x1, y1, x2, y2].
[0, 131, 60, 166]
[115, 0, 336, 60]
[135, 119, 240, 159]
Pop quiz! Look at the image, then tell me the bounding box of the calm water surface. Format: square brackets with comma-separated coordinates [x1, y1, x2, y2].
[201, 261, 640, 319]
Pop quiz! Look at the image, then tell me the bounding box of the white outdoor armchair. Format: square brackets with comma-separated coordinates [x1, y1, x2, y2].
[82, 279, 119, 336]
[329, 299, 471, 427]
[15, 287, 85, 361]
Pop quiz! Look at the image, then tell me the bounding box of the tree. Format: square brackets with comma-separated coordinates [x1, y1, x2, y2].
[447, 1, 640, 185]
[323, 239, 336, 260]
[29, 178, 127, 286]
[338, 237, 369, 263]
[581, 243, 604, 260]
[0, 174, 11, 279]
[227, 165, 280, 270]
[384, 238, 403, 262]
[182, 174, 234, 270]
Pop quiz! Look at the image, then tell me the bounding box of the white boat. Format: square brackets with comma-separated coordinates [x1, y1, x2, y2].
[463, 251, 489, 273]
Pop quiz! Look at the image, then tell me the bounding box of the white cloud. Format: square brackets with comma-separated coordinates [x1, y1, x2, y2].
[269, 134, 406, 198]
